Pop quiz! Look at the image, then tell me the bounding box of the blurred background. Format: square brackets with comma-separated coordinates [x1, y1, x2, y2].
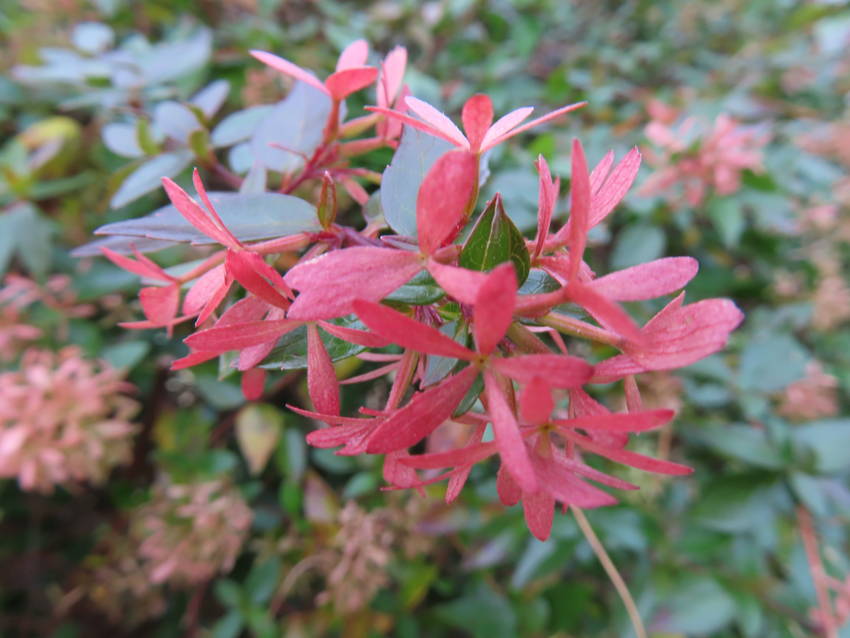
[1, 1, 850, 636]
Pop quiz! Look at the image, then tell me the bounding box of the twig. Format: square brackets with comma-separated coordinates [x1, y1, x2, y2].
[798, 505, 838, 638]
[571, 505, 647, 638]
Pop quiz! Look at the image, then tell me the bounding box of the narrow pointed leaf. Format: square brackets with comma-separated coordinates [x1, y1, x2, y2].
[492, 353, 592, 388]
[589, 257, 698, 301]
[416, 150, 478, 255]
[473, 263, 517, 356]
[307, 324, 340, 416]
[484, 371, 536, 492]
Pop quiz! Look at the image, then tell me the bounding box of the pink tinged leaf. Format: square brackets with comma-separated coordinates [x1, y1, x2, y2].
[284, 247, 421, 320]
[378, 46, 407, 106]
[519, 376, 554, 424]
[365, 365, 479, 453]
[249, 50, 329, 95]
[336, 39, 369, 71]
[404, 96, 469, 148]
[366, 106, 465, 147]
[492, 353, 592, 388]
[589, 257, 698, 301]
[567, 388, 629, 448]
[195, 272, 232, 327]
[426, 259, 488, 305]
[383, 450, 419, 489]
[192, 169, 241, 248]
[484, 370, 537, 492]
[479, 106, 534, 152]
[532, 155, 557, 260]
[237, 338, 278, 371]
[307, 324, 340, 416]
[589, 150, 615, 193]
[461, 94, 494, 152]
[183, 264, 226, 316]
[568, 139, 591, 281]
[445, 466, 473, 503]
[567, 283, 643, 344]
[400, 440, 498, 470]
[171, 350, 219, 370]
[562, 430, 693, 475]
[489, 101, 586, 148]
[523, 489, 556, 541]
[101, 247, 172, 282]
[353, 300, 474, 359]
[340, 176, 369, 205]
[161, 178, 240, 250]
[589, 147, 641, 227]
[325, 67, 379, 101]
[552, 409, 675, 433]
[534, 456, 618, 508]
[288, 404, 378, 427]
[416, 150, 479, 255]
[555, 454, 638, 490]
[340, 361, 399, 385]
[626, 298, 744, 370]
[590, 354, 645, 383]
[119, 316, 192, 331]
[318, 321, 390, 348]
[139, 285, 179, 325]
[623, 375, 643, 412]
[184, 319, 300, 352]
[496, 464, 522, 506]
[473, 263, 517, 355]
[225, 251, 290, 310]
[241, 368, 266, 400]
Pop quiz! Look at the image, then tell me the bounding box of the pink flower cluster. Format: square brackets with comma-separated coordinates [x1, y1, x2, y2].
[0, 347, 138, 492]
[640, 101, 769, 206]
[98, 41, 744, 539]
[135, 478, 253, 585]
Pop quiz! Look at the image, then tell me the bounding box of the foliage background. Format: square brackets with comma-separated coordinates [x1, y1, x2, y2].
[2, 0, 850, 636]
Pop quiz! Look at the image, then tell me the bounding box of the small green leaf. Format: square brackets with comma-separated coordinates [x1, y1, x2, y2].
[385, 270, 445, 305]
[260, 316, 367, 370]
[459, 193, 530, 284]
[245, 557, 281, 605]
[110, 151, 192, 209]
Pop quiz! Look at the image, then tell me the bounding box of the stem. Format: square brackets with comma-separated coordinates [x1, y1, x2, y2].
[571, 506, 647, 638]
[541, 312, 624, 347]
[506, 322, 551, 354]
[798, 505, 838, 638]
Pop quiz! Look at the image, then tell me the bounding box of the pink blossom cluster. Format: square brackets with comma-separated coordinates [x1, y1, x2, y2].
[135, 478, 253, 585]
[0, 347, 138, 492]
[97, 41, 744, 539]
[640, 101, 769, 206]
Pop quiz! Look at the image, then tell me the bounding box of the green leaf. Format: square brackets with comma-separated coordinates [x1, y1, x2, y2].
[94, 191, 319, 245]
[0, 202, 53, 278]
[434, 583, 517, 638]
[696, 424, 784, 469]
[110, 150, 192, 209]
[260, 316, 366, 370]
[381, 125, 454, 236]
[708, 197, 745, 248]
[100, 340, 150, 370]
[276, 428, 307, 482]
[385, 270, 445, 305]
[738, 333, 808, 393]
[459, 194, 530, 284]
[246, 557, 281, 605]
[792, 419, 850, 474]
[517, 268, 560, 295]
[212, 611, 244, 638]
[693, 474, 780, 533]
[214, 579, 244, 609]
[211, 105, 274, 148]
[102, 123, 143, 158]
[652, 577, 736, 636]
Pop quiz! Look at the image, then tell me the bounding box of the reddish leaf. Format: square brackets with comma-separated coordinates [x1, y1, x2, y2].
[462, 94, 494, 152]
[552, 409, 675, 433]
[325, 67, 379, 101]
[184, 319, 300, 352]
[589, 257, 698, 301]
[366, 365, 479, 453]
[484, 370, 536, 492]
[101, 246, 172, 282]
[241, 368, 266, 400]
[405, 96, 468, 148]
[523, 489, 556, 541]
[161, 178, 240, 249]
[563, 430, 693, 475]
[400, 440, 498, 469]
[139, 284, 179, 325]
[473, 263, 517, 356]
[532, 155, 558, 260]
[480, 107, 534, 152]
[285, 247, 421, 320]
[589, 150, 615, 193]
[486, 101, 585, 149]
[589, 147, 641, 227]
[192, 169, 241, 248]
[426, 259, 487, 305]
[497, 465, 522, 506]
[567, 283, 643, 344]
[183, 264, 226, 316]
[336, 39, 369, 71]
[492, 353, 592, 388]
[518, 376, 554, 424]
[568, 139, 591, 281]
[318, 321, 390, 348]
[226, 250, 291, 310]
[416, 150, 478, 255]
[250, 50, 329, 95]
[307, 324, 340, 416]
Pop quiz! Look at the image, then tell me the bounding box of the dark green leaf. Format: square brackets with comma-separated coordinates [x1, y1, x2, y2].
[385, 270, 445, 304]
[110, 150, 192, 209]
[738, 333, 808, 392]
[459, 194, 530, 284]
[260, 316, 367, 370]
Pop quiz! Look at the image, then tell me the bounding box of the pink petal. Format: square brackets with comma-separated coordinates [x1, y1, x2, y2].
[485, 371, 536, 492]
[250, 50, 329, 95]
[404, 96, 469, 148]
[325, 67, 379, 101]
[487, 101, 585, 149]
[101, 247, 172, 282]
[589, 150, 615, 193]
[183, 264, 226, 316]
[416, 149, 479, 255]
[492, 353, 592, 388]
[336, 39, 369, 71]
[353, 300, 474, 360]
[589, 257, 698, 301]
[519, 376, 553, 424]
[552, 409, 675, 432]
[366, 365, 479, 453]
[366, 106, 465, 148]
[401, 440, 498, 470]
[590, 354, 645, 383]
[568, 139, 591, 281]
[318, 321, 390, 348]
[567, 283, 642, 343]
[192, 169, 241, 248]
[161, 178, 240, 249]
[307, 324, 340, 416]
[184, 319, 300, 352]
[284, 247, 421, 320]
[378, 46, 407, 107]
[139, 284, 179, 325]
[532, 155, 557, 260]
[383, 450, 420, 489]
[171, 350, 218, 370]
[534, 456, 618, 507]
[226, 250, 290, 310]
[461, 94, 494, 152]
[426, 259, 488, 305]
[479, 106, 534, 152]
[523, 490, 556, 541]
[563, 430, 693, 475]
[473, 263, 517, 356]
[496, 464, 522, 506]
[589, 147, 641, 227]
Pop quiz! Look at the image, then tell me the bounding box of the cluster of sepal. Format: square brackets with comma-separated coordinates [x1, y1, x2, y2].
[85, 40, 744, 540]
